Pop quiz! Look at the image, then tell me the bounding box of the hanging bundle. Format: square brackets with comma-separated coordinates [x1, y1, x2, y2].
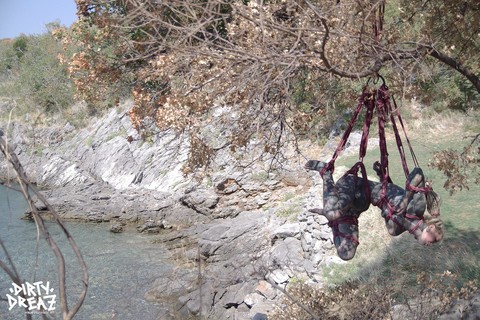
[320, 75, 431, 218]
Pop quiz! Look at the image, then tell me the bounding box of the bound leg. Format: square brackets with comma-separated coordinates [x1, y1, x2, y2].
[407, 167, 425, 189]
[305, 159, 338, 220]
[407, 167, 441, 216]
[373, 161, 392, 183]
[404, 167, 428, 217]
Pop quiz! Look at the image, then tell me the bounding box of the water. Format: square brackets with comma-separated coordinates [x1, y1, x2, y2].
[0, 185, 173, 319]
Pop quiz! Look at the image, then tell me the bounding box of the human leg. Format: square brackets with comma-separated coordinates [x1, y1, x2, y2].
[407, 167, 425, 189]
[305, 159, 341, 220]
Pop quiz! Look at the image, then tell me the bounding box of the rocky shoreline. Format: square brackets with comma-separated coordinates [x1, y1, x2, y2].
[1, 100, 350, 319]
[2, 100, 478, 319]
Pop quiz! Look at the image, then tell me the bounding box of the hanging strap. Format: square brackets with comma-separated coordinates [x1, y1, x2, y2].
[375, 83, 392, 210]
[320, 88, 372, 176]
[380, 86, 436, 197]
[372, 0, 385, 43]
[393, 96, 420, 168]
[359, 89, 376, 160]
[344, 161, 371, 205]
[383, 89, 421, 178]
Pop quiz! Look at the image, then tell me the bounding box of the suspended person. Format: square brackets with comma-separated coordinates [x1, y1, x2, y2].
[305, 160, 444, 260]
[305, 160, 371, 260]
[370, 161, 443, 244]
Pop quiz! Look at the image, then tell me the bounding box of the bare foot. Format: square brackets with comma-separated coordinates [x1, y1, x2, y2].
[304, 160, 326, 172]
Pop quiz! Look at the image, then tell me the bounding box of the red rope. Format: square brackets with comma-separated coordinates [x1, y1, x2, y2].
[372, 1, 385, 43]
[359, 92, 375, 160]
[406, 182, 432, 193]
[375, 84, 391, 206]
[322, 75, 432, 232]
[391, 96, 420, 169]
[345, 161, 371, 205]
[382, 87, 411, 178]
[328, 215, 360, 245]
[320, 89, 370, 176]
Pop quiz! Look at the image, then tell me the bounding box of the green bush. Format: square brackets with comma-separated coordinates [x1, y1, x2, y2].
[0, 32, 75, 119]
[416, 65, 480, 112]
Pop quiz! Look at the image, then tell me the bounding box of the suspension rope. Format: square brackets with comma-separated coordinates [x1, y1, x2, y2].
[320, 88, 371, 176]
[372, 0, 386, 43]
[321, 74, 433, 219]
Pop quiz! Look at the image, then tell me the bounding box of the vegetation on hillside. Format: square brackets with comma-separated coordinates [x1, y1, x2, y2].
[0, 23, 76, 122]
[0, 1, 479, 318]
[58, 0, 479, 177]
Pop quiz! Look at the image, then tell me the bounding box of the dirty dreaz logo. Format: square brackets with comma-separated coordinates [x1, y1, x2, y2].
[6, 281, 56, 314]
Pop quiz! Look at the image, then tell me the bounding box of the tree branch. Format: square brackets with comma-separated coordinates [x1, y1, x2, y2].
[0, 132, 89, 320]
[427, 46, 480, 93]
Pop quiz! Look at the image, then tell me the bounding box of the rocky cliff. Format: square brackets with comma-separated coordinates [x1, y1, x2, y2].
[1, 100, 348, 319]
[2, 100, 477, 319]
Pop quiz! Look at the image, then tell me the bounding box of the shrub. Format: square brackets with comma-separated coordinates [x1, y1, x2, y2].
[272, 271, 478, 320]
[0, 31, 75, 119]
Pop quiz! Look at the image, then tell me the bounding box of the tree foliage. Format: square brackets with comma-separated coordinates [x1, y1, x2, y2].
[0, 30, 75, 117]
[429, 133, 480, 195]
[58, 0, 479, 177]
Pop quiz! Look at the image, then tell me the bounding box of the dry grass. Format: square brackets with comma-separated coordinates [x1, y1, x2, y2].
[274, 106, 480, 319]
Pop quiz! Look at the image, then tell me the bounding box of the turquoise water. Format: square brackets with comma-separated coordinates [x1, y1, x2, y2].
[0, 185, 172, 319]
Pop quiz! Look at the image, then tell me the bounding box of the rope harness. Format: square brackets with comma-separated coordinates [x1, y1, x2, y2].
[328, 215, 360, 245]
[321, 76, 433, 234]
[317, 1, 437, 239]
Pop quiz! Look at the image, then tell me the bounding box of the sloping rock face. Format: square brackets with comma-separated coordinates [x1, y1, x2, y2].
[0, 101, 340, 318]
[1, 105, 189, 192]
[3, 100, 475, 319]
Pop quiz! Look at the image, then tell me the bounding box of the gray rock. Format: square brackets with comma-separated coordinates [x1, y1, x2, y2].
[321, 255, 346, 266]
[269, 237, 305, 270]
[249, 300, 276, 320]
[312, 228, 332, 241]
[180, 188, 219, 215]
[301, 231, 313, 247]
[216, 178, 240, 194]
[109, 223, 124, 233]
[218, 282, 254, 308]
[136, 220, 163, 233]
[255, 280, 277, 300]
[244, 292, 266, 307]
[438, 291, 480, 320]
[272, 223, 301, 240]
[268, 269, 290, 285]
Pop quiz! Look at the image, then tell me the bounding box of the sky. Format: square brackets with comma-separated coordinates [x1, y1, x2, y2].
[0, 0, 77, 39]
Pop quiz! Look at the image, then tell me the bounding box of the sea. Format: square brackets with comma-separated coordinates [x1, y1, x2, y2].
[0, 184, 173, 319]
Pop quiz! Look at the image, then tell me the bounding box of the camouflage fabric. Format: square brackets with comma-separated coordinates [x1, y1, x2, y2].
[305, 160, 434, 260]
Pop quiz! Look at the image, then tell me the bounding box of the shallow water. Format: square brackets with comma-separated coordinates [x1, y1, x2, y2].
[0, 184, 172, 319]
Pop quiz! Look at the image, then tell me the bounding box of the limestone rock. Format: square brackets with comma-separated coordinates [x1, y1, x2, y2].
[109, 223, 124, 233]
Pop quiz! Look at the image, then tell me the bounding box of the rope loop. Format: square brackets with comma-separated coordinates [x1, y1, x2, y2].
[366, 74, 386, 87]
[406, 182, 432, 194]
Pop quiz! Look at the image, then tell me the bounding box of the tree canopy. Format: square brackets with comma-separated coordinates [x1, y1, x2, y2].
[56, 0, 478, 182]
